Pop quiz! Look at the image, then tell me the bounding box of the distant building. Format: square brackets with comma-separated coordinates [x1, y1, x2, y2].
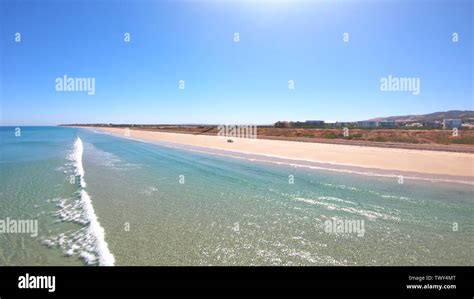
[357, 121, 378, 128]
[337, 122, 349, 127]
[406, 122, 423, 128]
[443, 119, 462, 129]
[305, 120, 325, 126]
[377, 121, 396, 128]
[423, 121, 442, 129]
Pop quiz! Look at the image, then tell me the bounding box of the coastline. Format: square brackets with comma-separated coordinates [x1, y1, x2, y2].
[75, 126, 474, 181]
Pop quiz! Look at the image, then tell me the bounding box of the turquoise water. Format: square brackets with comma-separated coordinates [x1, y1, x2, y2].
[0, 126, 473, 265]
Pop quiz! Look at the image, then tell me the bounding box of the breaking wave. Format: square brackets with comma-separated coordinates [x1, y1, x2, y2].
[44, 137, 115, 266]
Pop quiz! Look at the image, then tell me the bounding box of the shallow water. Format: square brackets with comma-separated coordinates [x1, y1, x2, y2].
[0, 126, 472, 265]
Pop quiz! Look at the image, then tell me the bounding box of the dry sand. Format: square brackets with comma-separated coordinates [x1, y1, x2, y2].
[81, 127, 474, 179]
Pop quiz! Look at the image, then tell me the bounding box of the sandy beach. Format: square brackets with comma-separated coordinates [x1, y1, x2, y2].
[81, 127, 474, 179]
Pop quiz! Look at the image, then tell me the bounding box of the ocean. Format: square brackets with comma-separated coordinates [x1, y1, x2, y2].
[0, 126, 472, 266]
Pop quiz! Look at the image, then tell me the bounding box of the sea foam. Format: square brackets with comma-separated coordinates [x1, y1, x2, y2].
[72, 137, 115, 266]
[45, 137, 115, 266]
[70, 137, 86, 187]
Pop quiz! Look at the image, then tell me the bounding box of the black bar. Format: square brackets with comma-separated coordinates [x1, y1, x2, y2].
[0, 266, 472, 298]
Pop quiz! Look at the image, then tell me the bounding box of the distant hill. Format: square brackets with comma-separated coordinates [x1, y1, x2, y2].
[367, 110, 474, 122]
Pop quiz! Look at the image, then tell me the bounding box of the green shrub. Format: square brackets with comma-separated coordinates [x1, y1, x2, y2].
[323, 132, 338, 139]
[436, 136, 452, 145]
[452, 136, 474, 145]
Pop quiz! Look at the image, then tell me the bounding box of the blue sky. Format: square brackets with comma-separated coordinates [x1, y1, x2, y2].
[0, 0, 472, 125]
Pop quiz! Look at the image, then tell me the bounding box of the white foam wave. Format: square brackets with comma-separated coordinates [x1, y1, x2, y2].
[68, 137, 86, 187]
[79, 189, 115, 266]
[48, 137, 115, 266]
[72, 137, 115, 266]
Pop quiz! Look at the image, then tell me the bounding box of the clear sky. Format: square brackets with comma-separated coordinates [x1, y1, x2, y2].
[0, 0, 472, 125]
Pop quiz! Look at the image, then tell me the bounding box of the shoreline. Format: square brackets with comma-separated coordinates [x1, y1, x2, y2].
[60, 125, 474, 153]
[75, 126, 474, 182]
